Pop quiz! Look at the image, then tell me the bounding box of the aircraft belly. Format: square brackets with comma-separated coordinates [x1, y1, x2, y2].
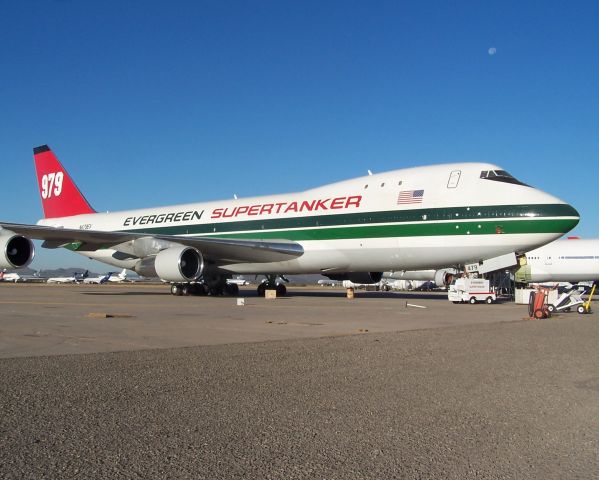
[221, 232, 560, 274]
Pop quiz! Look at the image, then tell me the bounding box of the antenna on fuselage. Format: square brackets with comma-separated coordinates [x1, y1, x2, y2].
[234, 194, 238, 199]
[367, 170, 373, 176]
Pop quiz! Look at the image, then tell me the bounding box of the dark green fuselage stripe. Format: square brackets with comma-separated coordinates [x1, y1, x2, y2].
[120, 203, 578, 238]
[203, 218, 577, 241]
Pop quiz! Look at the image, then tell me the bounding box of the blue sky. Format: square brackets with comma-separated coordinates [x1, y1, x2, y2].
[1, 0, 597, 270]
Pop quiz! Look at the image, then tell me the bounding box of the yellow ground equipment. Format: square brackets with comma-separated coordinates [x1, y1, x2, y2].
[577, 284, 596, 314]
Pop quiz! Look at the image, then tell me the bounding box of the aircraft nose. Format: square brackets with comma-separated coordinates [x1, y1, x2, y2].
[561, 203, 580, 232]
[537, 190, 580, 233]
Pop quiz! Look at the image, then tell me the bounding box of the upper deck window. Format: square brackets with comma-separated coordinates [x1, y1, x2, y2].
[480, 170, 529, 186]
[447, 170, 461, 188]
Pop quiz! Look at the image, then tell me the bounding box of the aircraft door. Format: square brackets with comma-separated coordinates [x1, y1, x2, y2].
[447, 170, 461, 188]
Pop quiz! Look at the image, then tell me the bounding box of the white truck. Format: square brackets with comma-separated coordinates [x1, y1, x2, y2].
[448, 278, 496, 304]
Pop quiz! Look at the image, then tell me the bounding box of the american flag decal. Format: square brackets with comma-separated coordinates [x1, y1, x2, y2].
[397, 189, 424, 204]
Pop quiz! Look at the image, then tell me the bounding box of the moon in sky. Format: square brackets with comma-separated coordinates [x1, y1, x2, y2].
[488, 47, 497, 56]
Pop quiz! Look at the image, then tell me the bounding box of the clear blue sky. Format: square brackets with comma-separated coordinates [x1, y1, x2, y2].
[1, 0, 597, 270]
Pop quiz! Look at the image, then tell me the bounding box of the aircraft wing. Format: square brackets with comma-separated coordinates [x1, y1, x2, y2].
[0, 222, 304, 264]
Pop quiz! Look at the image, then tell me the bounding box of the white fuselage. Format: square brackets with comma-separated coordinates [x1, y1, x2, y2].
[37, 162, 578, 276]
[0, 273, 21, 282]
[518, 238, 599, 283]
[47, 277, 78, 284]
[83, 275, 110, 284]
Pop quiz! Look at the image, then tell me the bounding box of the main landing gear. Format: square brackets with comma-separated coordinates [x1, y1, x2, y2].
[169, 271, 241, 297]
[256, 275, 287, 297]
[170, 282, 242, 296]
[169, 274, 289, 297]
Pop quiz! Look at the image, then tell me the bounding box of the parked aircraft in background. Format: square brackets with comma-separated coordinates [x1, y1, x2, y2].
[83, 272, 112, 284]
[47, 271, 89, 284]
[383, 268, 460, 288]
[0, 145, 579, 297]
[317, 279, 342, 287]
[381, 237, 599, 288]
[0, 270, 21, 282]
[227, 276, 250, 286]
[106, 268, 129, 283]
[0, 270, 46, 283]
[516, 237, 599, 284]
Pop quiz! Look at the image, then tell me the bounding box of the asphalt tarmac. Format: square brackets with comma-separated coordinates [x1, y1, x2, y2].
[0, 284, 598, 479]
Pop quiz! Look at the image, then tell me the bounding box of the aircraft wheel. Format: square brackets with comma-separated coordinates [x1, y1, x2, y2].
[452, 301, 460, 304]
[171, 284, 182, 296]
[209, 285, 224, 296]
[577, 305, 586, 314]
[181, 284, 190, 296]
[276, 283, 287, 296]
[485, 296, 494, 304]
[225, 283, 239, 296]
[547, 304, 556, 313]
[469, 297, 477, 304]
[257, 283, 266, 297]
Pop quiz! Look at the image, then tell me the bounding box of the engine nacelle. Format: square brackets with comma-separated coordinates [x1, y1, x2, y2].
[326, 272, 383, 284]
[0, 232, 35, 269]
[433, 268, 459, 287]
[134, 246, 204, 282]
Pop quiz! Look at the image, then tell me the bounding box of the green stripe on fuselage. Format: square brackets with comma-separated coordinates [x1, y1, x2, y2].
[205, 218, 577, 241]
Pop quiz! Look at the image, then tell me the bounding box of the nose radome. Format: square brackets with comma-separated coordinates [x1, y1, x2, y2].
[538, 189, 580, 233]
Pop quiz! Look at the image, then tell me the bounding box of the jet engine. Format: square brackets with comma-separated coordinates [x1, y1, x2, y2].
[0, 231, 35, 269]
[134, 246, 204, 282]
[433, 268, 459, 287]
[326, 272, 383, 284]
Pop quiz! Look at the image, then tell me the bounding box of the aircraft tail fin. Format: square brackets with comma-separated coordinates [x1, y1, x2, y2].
[33, 145, 96, 218]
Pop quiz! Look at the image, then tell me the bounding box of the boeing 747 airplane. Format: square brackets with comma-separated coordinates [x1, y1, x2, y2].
[0, 145, 579, 296]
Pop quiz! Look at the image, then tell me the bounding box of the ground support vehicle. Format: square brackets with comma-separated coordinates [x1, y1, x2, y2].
[448, 278, 496, 304]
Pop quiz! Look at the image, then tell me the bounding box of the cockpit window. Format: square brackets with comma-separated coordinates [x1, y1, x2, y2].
[480, 170, 529, 186]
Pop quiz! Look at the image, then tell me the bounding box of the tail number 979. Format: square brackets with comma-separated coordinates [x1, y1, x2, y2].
[41, 172, 64, 199]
